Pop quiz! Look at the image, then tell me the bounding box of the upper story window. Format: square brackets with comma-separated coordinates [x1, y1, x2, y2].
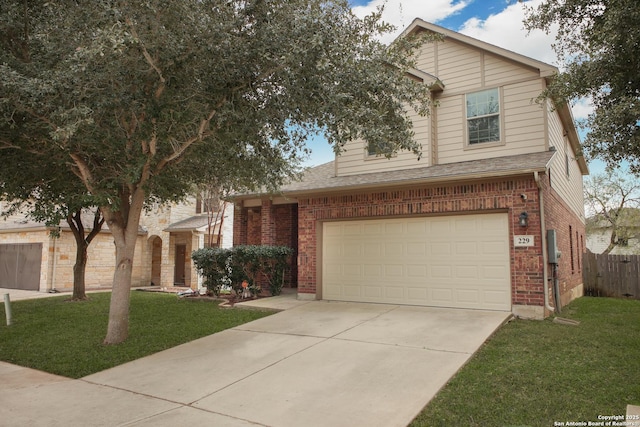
[366, 141, 394, 158]
[466, 88, 500, 145]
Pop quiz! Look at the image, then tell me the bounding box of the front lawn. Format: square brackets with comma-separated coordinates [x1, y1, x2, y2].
[0, 291, 274, 378]
[411, 297, 640, 427]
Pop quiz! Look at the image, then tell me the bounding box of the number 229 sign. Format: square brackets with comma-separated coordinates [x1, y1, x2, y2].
[514, 235, 534, 247]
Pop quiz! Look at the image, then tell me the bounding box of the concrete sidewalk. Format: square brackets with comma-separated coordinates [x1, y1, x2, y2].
[0, 295, 510, 427]
[0, 287, 110, 301]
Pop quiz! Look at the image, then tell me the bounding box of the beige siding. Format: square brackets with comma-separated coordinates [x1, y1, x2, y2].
[437, 79, 546, 164]
[336, 108, 428, 176]
[484, 54, 539, 87]
[547, 106, 586, 221]
[336, 33, 550, 177]
[435, 39, 482, 92]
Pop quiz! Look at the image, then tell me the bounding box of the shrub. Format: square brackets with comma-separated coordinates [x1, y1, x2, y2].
[192, 245, 293, 297]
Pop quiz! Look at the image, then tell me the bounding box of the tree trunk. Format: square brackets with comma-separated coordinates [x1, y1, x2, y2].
[67, 209, 104, 301]
[103, 238, 137, 344]
[72, 241, 89, 300]
[603, 230, 618, 255]
[102, 189, 145, 345]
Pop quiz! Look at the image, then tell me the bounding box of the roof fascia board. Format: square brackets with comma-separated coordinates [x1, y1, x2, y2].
[553, 99, 589, 175]
[234, 167, 550, 201]
[285, 169, 545, 198]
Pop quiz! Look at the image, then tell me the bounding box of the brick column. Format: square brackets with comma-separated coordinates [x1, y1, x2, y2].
[261, 199, 276, 246]
[233, 204, 248, 246]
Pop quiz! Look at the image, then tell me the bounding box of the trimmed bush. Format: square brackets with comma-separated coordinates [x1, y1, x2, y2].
[192, 245, 293, 297]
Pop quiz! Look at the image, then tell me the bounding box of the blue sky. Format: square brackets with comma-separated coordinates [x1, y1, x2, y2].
[302, 0, 602, 173]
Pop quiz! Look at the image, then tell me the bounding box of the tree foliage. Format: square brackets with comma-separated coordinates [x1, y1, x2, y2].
[0, 148, 104, 300]
[0, 0, 432, 343]
[584, 169, 640, 254]
[524, 0, 640, 171]
[192, 245, 294, 297]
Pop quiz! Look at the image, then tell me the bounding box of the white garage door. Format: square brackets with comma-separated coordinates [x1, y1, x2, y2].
[322, 213, 511, 311]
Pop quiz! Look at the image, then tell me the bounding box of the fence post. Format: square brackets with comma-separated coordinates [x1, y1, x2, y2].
[4, 293, 12, 326]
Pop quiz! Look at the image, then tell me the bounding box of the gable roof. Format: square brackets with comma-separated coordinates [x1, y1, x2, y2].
[401, 19, 588, 175]
[234, 151, 556, 200]
[164, 215, 222, 232]
[401, 19, 558, 78]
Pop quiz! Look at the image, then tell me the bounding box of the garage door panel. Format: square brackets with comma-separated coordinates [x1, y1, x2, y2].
[363, 264, 381, 277]
[406, 242, 426, 256]
[456, 265, 478, 278]
[384, 242, 404, 256]
[407, 221, 427, 234]
[432, 288, 454, 304]
[457, 289, 480, 303]
[455, 241, 478, 255]
[429, 242, 452, 256]
[322, 213, 511, 311]
[364, 286, 383, 298]
[364, 244, 382, 257]
[431, 265, 452, 278]
[407, 265, 427, 277]
[407, 287, 428, 300]
[384, 264, 404, 277]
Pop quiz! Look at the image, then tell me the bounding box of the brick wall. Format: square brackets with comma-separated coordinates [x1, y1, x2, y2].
[232, 174, 584, 316]
[234, 203, 298, 288]
[297, 176, 547, 309]
[541, 174, 586, 307]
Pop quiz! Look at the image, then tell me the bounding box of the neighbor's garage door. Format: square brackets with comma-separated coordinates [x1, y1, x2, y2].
[0, 243, 43, 290]
[322, 213, 511, 311]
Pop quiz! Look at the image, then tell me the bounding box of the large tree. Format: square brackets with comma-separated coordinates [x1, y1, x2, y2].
[584, 169, 640, 255]
[524, 0, 640, 171]
[0, 1, 433, 344]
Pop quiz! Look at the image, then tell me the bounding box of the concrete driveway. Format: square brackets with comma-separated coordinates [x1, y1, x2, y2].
[0, 298, 510, 427]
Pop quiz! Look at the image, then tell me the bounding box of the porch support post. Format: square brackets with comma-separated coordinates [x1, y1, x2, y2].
[261, 199, 276, 246]
[233, 203, 248, 246]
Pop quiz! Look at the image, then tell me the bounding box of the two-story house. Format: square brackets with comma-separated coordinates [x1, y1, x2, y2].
[231, 19, 588, 319]
[0, 197, 233, 292]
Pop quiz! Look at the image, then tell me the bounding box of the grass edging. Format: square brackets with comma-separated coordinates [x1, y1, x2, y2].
[411, 297, 640, 427]
[0, 291, 275, 378]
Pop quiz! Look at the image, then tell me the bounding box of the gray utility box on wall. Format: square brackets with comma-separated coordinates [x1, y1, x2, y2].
[547, 229, 562, 264]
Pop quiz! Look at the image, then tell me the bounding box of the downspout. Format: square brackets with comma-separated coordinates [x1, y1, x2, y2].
[534, 171, 555, 313]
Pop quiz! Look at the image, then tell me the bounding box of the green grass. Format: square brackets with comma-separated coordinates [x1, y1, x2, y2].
[411, 297, 640, 427]
[0, 291, 274, 378]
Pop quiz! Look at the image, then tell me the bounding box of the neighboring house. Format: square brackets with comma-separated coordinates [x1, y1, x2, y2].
[586, 208, 640, 255]
[232, 20, 589, 319]
[0, 198, 233, 292]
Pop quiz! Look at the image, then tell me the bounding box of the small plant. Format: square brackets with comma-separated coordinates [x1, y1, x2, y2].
[192, 245, 293, 297]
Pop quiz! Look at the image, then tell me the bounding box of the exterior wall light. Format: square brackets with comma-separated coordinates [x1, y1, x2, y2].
[519, 211, 529, 227]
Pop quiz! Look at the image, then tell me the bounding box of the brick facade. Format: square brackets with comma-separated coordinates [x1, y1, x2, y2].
[234, 203, 299, 288]
[234, 173, 585, 317]
[541, 175, 586, 307]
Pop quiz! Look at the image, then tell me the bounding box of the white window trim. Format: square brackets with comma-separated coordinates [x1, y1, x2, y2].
[463, 87, 505, 150]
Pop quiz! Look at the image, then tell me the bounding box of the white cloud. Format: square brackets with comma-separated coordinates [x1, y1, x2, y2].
[352, 0, 595, 121]
[352, 0, 558, 65]
[352, 0, 470, 44]
[457, 0, 558, 66]
[569, 97, 594, 122]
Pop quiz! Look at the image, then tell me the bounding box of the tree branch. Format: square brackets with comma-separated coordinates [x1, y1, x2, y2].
[86, 208, 105, 245]
[125, 17, 166, 99]
[69, 153, 96, 194]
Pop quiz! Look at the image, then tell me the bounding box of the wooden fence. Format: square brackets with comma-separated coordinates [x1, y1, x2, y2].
[582, 251, 640, 299]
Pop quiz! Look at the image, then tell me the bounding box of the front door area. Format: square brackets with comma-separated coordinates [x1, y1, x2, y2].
[174, 244, 186, 286]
